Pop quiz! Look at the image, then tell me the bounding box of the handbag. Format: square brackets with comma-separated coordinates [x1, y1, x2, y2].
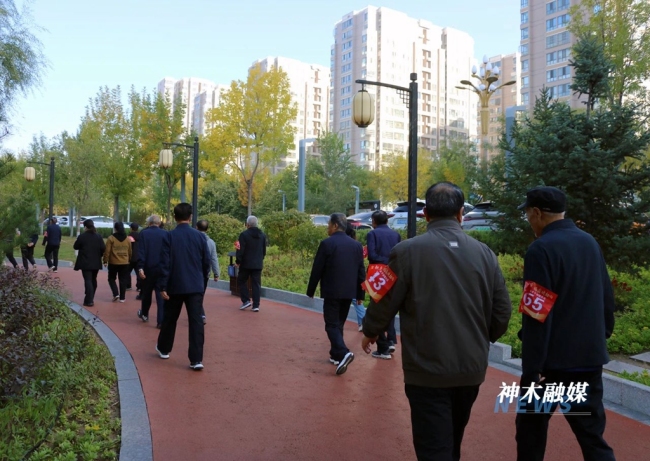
[228, 265, 238, 277]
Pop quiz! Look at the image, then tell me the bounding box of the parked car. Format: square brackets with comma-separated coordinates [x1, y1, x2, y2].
[347, 212, 374, 228]
[310, 214, 330, 226]
[42, 215, 73, 226]
[461, 202, 503, 231]
[388, 199, 426, 220]
[80, 216, 115, 229]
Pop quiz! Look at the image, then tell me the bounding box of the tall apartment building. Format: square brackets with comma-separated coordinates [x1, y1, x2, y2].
[250, 56, 330, 170]
[485, 53, 521, 159]
[520, 0, 583, 109]
[192, 85, 228, 136]
[156, 77, 218, 133]
[331, 6, 478, 170]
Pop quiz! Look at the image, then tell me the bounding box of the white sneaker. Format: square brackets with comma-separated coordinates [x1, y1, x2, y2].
[329, 358, 340, 365]
[336, 352, 354, 375]
[155, 345, 169, 359]
[239, 301, 252, 310]
[358, 325, 363, 332]
[190, 362, 204, 370]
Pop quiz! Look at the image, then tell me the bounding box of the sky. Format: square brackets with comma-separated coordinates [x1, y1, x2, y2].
[4, 0, 520, 153]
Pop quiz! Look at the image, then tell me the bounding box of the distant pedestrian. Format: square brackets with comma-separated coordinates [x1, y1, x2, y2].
[516, 186, 616, 461]
[20, 231, 38, 270]
[362, 182, 511, 460]
[4, 228, 20, 269]
[103, 221, 132, 303]
[156, 203, 210, 370]
[73, 219, 106, 307]
[126, 222, 141, 294]
[307, 213, 366, 376]
[236, 216, 267, 312]
[42, 217, 62, 272]
[345, 223, 366, 332]
[366, 210, 401, 359]
[136, 215, 167, 328]
[196, 219, 220, 324]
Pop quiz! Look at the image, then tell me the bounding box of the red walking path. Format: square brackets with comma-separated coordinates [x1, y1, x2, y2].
[50, 267, 650, 460]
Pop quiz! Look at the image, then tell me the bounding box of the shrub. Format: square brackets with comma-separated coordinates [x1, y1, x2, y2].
[262, 210, 310, 250]
[202, 213, 244, 257]
[287, 222, 327, 259]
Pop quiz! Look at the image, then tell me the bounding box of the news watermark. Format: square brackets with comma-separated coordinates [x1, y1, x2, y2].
[494, 382, 591, 415]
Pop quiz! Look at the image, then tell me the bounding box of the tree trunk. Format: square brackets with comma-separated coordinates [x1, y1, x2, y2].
[247, 178, 253, 216]
[113, 195, 119, 221]
[180, 173, 186, 203]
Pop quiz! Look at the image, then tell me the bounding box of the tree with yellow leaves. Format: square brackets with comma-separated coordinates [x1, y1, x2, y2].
[204, 64, 297, 215]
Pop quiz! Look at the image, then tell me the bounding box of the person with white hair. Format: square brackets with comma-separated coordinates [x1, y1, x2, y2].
[235, 215, 267, 312]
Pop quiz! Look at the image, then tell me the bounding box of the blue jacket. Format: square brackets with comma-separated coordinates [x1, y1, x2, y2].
[307, 231, 366, 300]
[367, 224, 401, 264]
[137, 225, 167, 277]
[43, 224, 62, 246]
[158, 223, 210, 295]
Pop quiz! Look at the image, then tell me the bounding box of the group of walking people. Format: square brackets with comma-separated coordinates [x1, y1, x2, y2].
[3, 216, 62, 271]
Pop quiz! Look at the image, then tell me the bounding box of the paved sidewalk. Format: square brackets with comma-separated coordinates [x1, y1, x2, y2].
[49, 266, 650, 461]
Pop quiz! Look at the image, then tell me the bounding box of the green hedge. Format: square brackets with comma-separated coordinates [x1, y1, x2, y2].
[202, 213, 244, 257]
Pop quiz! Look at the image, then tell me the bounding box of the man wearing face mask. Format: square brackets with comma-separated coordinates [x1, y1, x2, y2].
[516, 186, 616, 461]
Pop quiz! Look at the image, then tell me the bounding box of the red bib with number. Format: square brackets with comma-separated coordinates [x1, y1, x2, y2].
[519, 281, 558, 323]
[362, 264, 398, 302]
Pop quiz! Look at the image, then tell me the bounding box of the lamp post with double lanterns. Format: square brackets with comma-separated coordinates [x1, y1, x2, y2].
[456, 55, 516, 162]
[352, 73, 418, 238]
[159, 137, 200, 227]
[24, 157, 55, 222]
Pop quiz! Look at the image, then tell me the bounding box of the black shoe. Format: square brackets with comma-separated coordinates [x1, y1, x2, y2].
[336, 352, 354, 375]
[126, 287, 132, 291]
[202, 315, 206, 325]
[135, 294, 142, 300]
[190, 362, 204, 370]
[83, 302, 94, 307]
[156, 323, 162, 329]
[372, 350, 392, 360]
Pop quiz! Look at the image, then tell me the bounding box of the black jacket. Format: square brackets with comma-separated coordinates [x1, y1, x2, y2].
[520, 219, 615, 379]
[128, 230, 139, 263]
[73, 230, 106, 271]
[367, 224, 401, 264]
[43, 224, 62, 246]
[137, 226, 168, 278]
[236, 227, 267, 270]
[307, 231, 366, 300]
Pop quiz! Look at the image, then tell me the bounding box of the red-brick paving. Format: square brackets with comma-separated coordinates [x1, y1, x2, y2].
[48, 266, 650, 460]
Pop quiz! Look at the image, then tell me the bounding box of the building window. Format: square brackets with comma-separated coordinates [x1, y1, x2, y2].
[341, 75, 352, 84]
[342, 18, 353, 29]
[550, 83, 571, 97]
[342, 41, 352, 50]
[521, 0, 528, 6]
[340, 108, 351, 118]
[521, 27, 529, 40]
[522, 76, 529, 88]
[521, 59, 529, 71]
[362, 34, 367, 43]
[546, 31, 570, 49]
[546, 14, 570, 31]
[521, 12, 528, 23]
[522, 92, 530, 104]
[342, 51, 352, 62]
[520, 44, 529, 56]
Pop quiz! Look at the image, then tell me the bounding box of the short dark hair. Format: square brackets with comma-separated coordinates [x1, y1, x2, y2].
[174, 203, 193, 221]
[196, 219, 209, 232]
[130, 222, 139, 231]
[329, 212, 347, 231]
[113, 221, 126, 234]
[425, 182, 465, 218]
[371, 210, 388, 225]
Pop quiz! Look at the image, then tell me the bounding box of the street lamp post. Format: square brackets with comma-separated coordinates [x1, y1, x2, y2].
[352, 73, 418, 238]
[24, 156, 55, 222]
[278, 190, 286, 213]
[351, 185, 359, 214]
[159, 137, 200, 227]
[298, 138, 316, 213]
[456, 55, 516, 163]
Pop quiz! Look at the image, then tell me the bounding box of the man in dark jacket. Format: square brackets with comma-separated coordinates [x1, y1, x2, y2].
[126, 222, 140, 294]
[366, 210, 401, 359]
[156, 203, 210, 371]
[137, 215, 167, 328]
[43, 217, 62, 272]
[236, 216, 267, 312]
[21, 231, 39, 270]
[308, 213, 366, 376]
[74, 219, 106, 307]
[362, 182, 511, 460]
[516, 186, 616, 461]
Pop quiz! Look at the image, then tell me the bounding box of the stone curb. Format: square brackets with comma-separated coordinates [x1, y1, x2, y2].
[487, 342, 650, 421]
[67, 302, 153, 461]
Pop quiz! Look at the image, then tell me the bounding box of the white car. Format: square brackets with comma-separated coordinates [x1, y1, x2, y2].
[80, 216, 115, 229]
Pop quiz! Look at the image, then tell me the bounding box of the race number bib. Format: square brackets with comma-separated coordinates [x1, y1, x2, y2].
[519, 281, 558, 323]
[362, 264, 397, 302]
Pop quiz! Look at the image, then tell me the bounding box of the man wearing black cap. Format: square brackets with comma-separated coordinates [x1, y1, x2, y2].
[516, 186, 616, 461]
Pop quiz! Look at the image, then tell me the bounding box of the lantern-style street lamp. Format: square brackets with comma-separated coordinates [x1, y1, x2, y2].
[24, 157, 55, 222]
[352, 73, 418, 238]
[159, 137, 199, 227]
